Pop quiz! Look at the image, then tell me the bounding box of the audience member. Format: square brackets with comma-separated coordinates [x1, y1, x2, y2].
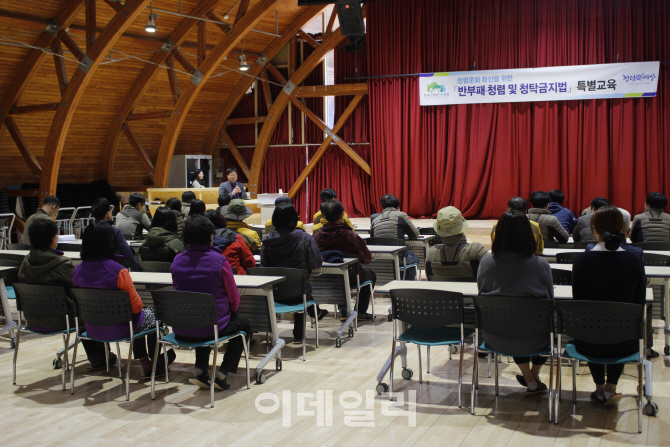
[261, 204, 327, 343]
[22, 195, 60, 245]
[312, 188, 354, 234]
[631, 192, 670, 243]
[477, 210, 554, 393]
[165, 197, 185, 239]
[371, 194, 419, 239]
[139, 207, 185, 262]
[73, 222, 174, 378]
[313, 200, 376, 320]
[265, 197, 305, 233]
[205, 210, 255, 275]
[218, 167, 247, 199]
[426, 206, 489, 279]
[115, 192, 152, 240]
[548, 189, 578, 233]
[222, 199, 261, 253]
[181, 191, 196, 217]
[573, 197, 609, 243]
[491, 197, 544, 255]
[216, 193, 232, 215]
[171, 215, 251, 390]
[528, 191, 569, 243]
[572, 206, 647, 405]
[18, 218, 112, 369]
[90, 197, 139, 271]
[189, 199, 207, 217]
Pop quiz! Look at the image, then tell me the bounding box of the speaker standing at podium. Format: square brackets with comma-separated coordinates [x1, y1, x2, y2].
[218, 167, 248, 200]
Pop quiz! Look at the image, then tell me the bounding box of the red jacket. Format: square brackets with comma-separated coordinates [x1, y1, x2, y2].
[222, 233, 256, 275]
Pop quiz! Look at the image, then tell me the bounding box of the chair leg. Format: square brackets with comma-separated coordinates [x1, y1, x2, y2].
[211, 344, 218, 408]
[302, 311, 307, 361]
[370, 286, 375, 322]
[548, 353, 554, 422]
[458, 342, 464, 408]
[12, 326, 20, 385]
[638, 361, 643, 433]
[163, 342, 169, 384]
[61, 334, 68, 391]
[488, 353, 492, 378]
[471, 345, 478, 415]
[313, 304, 319, 348]
[389, 339, 397, 401]
[427, 346, 431, 373]
[125, 340, 133, 401]
[418, 345, 423, 384]
[150, 339, 160, 400]
[572, 360, 578, 404]
[243, 335, 250, 389]
[555, 354, 561, 424]
[70, 338, 79, 395]
[104, 343, 110, 375]
[116, 343, 122, 378]
[494, 354, 499, 396]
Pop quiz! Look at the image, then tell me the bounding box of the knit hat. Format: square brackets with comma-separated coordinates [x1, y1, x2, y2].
[222, 199, 253, 221]
[433, 206, 469, 237]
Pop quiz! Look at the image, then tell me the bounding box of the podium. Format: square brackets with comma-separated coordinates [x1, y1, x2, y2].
[256, 193, 284, 223]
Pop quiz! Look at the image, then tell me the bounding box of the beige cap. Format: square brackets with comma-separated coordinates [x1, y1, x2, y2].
[433, 206, 469, 237]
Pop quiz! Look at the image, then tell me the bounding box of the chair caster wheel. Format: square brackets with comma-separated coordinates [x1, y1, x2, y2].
[664, 346, 670, 356]
[9, 338, 15, 349]
[256, 373, 266, 384]
[53, 357, 63, 369]
[645, 402, 659, 416]
[376, 383, 389, 395]
[348, 327, 354, 338]
[387, 313, 392, 322]
[335, 337, 342, 348]
[162, 327, 169, 336]
[449, 346, 458, 354]
[401, 368, 413, 380]
[276, 359, 282, 371]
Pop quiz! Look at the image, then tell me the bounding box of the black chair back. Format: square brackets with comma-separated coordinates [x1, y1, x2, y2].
[138, 260, 173, 272]
[551, 268, 572, 285]
[56, 243, 82, 252]
[7, 244, 31, 250]
[248, 267, 306, 300]
[544, 240, 559, 248]
[13, 283, 69, 320]
[151, 290, 217, 330]
[574, 241, 592, 249]
[556, 252, 580, 264]
[473, 296, 554, 355]
[643, 253, 670, 266]
[0, 259, 19, 267]
[366, 237, 405, 246]
[70, 288, 133, 326]
[632, 241, 670, 251]
[426, 274, 476, 283]
[556, 300, 644, 345]
[390, 289, 464, 328]
[0, 253, 27, 263]
[419, 228, 443, 246]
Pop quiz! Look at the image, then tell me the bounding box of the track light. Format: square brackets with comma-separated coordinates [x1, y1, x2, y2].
[145, 1, 157, 33]
[238, 39, 249, 71]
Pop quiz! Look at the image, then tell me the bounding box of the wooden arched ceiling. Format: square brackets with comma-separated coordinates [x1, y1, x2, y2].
[0, 0, 326, 193]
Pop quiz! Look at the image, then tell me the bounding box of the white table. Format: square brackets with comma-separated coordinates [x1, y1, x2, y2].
[366, 245, 410, 287]
[2, 250, 81, 261]
[359, 235, 436, 273]
[541, 248, 670, 259]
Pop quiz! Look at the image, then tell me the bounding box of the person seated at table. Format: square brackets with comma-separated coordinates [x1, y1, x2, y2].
[218, 167, 248, 200]
[491, 197, 543, 255]
[528, 191, 569, 243]
[261, 204, 327, 343]
[631, 192, 670, 243]
[216, 193, 232, 215]
[548, 189, 578, 234]
[165, 197, 185, 240]
[181, 191, 196, 217]
[426, 206, 489, 280]
[22, 195, 60, 245]
[572, 205, 647, 405]
[191, 169, 206, 188]
[139, 207, 186, 263]
[116, 192, 152, 241]
[573, 197, 609, 243]
[188, 199, 207, 217]
[73, 222, 175, 378]
[371, 193, 419, 239]
[18, 218, 113, 369]
[312, 188, 354, 234]
[91, 197, 139, 271]
[313, 200, 376, 320]
[477, 210, 554, 393]
[222, 199, 261, 254]
[171, 215, 252, 390]
[205, 210, 255, 275]
[265, 197, 305, 234]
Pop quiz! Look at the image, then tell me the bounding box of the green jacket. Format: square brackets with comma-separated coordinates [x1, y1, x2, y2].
[139, 227, 186, 262]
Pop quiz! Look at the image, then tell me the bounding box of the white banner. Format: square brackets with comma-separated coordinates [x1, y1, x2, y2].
[419, 62, 660, 106]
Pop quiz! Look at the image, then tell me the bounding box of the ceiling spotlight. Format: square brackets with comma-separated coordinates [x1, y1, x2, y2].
[145, 1, 157, 33]
[238, 54, 249, 71]
[223, 14, 229, 20]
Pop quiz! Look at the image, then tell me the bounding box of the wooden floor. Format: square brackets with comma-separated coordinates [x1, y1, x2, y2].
[1, 296, 669, 447]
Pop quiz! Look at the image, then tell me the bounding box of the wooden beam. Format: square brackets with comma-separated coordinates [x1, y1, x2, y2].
[205, 11, 230, 33]
[288, 37, 297, 77]
[99, 0, 225, 183]
[165, 54, 181, 104]
[220, 129, 251, 175]
[51, 38, 69, 95]
[40, 0, 153, 201]
[294, 83, 368, 98]
[154, 0, 281, 188]
[9, 103, 60, 114]
[288, 94, 365, 198]
[326, 6, 338, 34]
[126, 110, 172, 120]
[59, 30, 87, 62]
[266, 63, 287, 85]
[235, 0, 251, 24]
[122, 123, 155, 176]
[85, 0, 96, 51]
[225, 116, 266, 126]
[4, 117, 42, 176]
[260, 70, 273, 107]
[172, 48, 197, 75]
[197, 21, 206, 66]
[103, 0, 122, 11]
[297, 30, 320, 49]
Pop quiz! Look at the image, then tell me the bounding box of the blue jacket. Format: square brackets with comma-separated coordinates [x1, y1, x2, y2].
[547, 202, 578, 233]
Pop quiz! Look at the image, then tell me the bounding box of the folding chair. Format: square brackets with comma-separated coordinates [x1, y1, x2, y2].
[366, 237, 418, 280]
[556, 252, 580, 264]
[343, 252, 374, 323]
[551, 268, 572, 285]
[138, 261, 173, 272]
[55, 207, 76, 235]
[643, 253, 670, 266]
[12, 284, 76, 391]
[248, 267, 318, 361]
[573, 241, 592, 249]
[472, 296, 555, 420]
[0, 214, 16, 249]
[70, 288, 155, 400]
[632, 241, 670, 251]
[555, 300, 654, 432]
[389, 289, 472, 407]
[150, 290, 250, 408]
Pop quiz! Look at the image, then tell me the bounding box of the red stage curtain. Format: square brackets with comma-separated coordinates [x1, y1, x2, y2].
[366, 0, 670, 218]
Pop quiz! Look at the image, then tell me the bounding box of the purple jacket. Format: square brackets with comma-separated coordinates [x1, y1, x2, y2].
[72, 256, 145, 340]
[171, 245, 240, 338]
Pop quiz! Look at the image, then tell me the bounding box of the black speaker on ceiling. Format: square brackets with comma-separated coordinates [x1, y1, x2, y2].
[336, 2, 365, 36]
